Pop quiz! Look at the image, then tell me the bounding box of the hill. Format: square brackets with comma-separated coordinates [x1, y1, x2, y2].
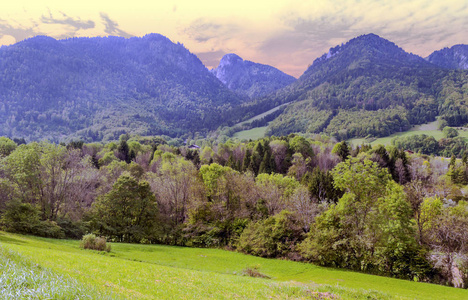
[2, 232, 467, 299]
[211, 53, 296, 99]
[0, 34, 243, 142]
[427, 45, 468, 70]
[251, 34, 468, 140]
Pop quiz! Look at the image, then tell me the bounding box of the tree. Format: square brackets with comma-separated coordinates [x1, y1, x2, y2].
[300, 158, 428, 279]
[422, 199, 468, 287]
[331, 141, 350, 161]
[256, 173, 300, 215]
[92, 174, 159, 243]
[443, 127, 459, 139]
[146, 156, 198, 228]
[303, 168, 342, 203]
[237, 210, 304, 258]
[289, 136, 314, 159]
[0, 137, 17, 157]
[116, 140, 131, 163]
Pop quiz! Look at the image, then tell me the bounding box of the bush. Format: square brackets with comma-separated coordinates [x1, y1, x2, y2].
[237, 210, 304, 258]
[241, 265, 270, 279]
[1, 200, 64, 238]
[55, 218, 90, 239]
[80, 234, 111, 252]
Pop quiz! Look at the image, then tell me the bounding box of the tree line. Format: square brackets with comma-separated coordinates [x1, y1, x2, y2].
[1, 134, 468, 288]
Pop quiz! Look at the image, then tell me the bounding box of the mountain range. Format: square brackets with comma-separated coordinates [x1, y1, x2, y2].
[0, 33, 467, 142]
[0, 34, 243, 141]
[252, 34, 468, 139]
[210, 53, 296, 99]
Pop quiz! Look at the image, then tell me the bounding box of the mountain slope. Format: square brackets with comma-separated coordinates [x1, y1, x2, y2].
[262, 34, 459, 139]
[211, 54, 296, 99]
[0, 34, 243, 141]
[427, 45, 468, 70]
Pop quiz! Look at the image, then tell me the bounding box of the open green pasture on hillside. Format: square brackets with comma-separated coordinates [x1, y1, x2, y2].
[233, 126, 268, 140]
[1, 232, 467, 299]
[349, 120, 468, 146]
[235, 103, 291, 127]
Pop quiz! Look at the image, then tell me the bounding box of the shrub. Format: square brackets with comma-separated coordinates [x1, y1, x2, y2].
[1, 200, 64, 238]
[80, 234, 111, 252]
[241, 265, 270, 279]
[237, 210, 304, 258]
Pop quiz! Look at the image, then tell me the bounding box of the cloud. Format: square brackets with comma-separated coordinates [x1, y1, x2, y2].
[182, 18, 239, 43]
[100, 12, 133, 38]
[41, 11, 95, 31]
[0, 20, 39, 44]
[252, 0, 468, 76]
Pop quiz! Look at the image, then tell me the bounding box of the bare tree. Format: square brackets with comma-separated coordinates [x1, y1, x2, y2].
[146, 157, 198, 226]
[428, 210, 468, 287]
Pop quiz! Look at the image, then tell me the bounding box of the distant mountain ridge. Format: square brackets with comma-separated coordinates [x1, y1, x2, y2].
[211, 54, 296, 99]
[0, 34, 243, 141]
[427, 45, 468, 70]
[252, 34, 468, 139]
[1, 33, 467, 142]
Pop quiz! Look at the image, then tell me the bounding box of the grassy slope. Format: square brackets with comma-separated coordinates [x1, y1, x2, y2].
[233, 103, 291, 140]
[233, 126, 268, 140]
[349, 120, 468, 146]
[235, 103, 291, 127]
[1, 232, 467, 299]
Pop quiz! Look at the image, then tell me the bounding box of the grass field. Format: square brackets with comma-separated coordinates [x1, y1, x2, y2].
[1, 232, 467, 299]
[349, 120, 468, 146]
[233, 126, 268, 140]
[235, 103, 291, 127]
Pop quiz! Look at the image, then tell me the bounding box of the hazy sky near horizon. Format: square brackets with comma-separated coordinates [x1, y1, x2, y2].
[1, 0, 467, 77]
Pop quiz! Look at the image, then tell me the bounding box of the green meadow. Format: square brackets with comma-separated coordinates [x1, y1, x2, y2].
[349, 120, 468, 146]
[233, 119, 468, 145]
[1, 232, 467, 299]
[234, 103, 290, 127]
[233, 126, 268, 140]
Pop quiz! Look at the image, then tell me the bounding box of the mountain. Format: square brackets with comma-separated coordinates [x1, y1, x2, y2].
[257, 34, 467, 139]
[211, 54, 296, 99]
[427, 45, 468, 70]
[0, 34, 243, 142]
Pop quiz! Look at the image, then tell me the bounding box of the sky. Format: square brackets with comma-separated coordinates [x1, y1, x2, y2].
[1, 0, 467, 77]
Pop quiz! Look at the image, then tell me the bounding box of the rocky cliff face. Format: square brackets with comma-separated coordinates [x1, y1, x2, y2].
[211, 54, 296, 99]
[427, 45, 468, 70]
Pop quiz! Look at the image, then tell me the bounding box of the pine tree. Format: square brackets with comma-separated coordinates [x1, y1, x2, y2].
[242, 150, 251, 172]
[117, 140, 130, 163]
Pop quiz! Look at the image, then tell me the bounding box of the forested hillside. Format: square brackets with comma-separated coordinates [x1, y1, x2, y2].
[427, 44, 468, 70]
[256, 34, 468, 139]
[0, 34, 243, 142]
[1, 33, 468, 142]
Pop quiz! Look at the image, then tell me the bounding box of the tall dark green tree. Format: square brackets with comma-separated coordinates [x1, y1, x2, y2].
[331, 141, 350, 161]
[92, 175, 159, 243]
[117, 140, 131, 163]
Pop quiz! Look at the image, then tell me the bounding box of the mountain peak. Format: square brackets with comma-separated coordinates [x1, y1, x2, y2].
[0, 34, 243, 141]
[427, 44, 468, 70]
[219, 53, 243, 66]
[211, 54, 296, 98]
[305, 33, 428, 78]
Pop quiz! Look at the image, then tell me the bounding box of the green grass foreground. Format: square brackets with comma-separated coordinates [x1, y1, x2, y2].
[1, 232, 467, 299]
